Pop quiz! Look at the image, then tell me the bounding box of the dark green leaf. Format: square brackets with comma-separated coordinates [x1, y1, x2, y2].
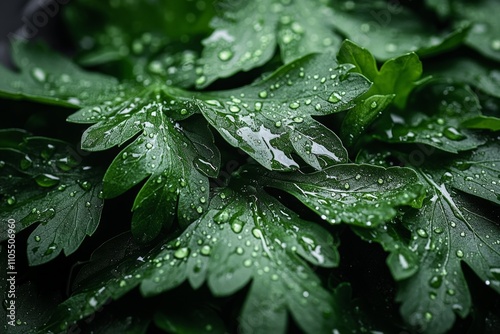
[0, 41, 118, 107]
[196, 0, 342, 87]
[197, 53, 370, 170]
[397, 178, 500, 334]
[40, 172, 349, 334]
[330, 1, 469, 60]
[0, 129, 104, 265]
[453, 0, 500, 61]
[261, 164, 425, 227]
[374, 81, 486, 153]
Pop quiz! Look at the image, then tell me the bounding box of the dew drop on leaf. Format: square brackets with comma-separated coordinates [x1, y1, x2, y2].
[19, 155, 33, 170]
[229, 105, 240, 113]
[328, 92, 342, 103]
[429, 275, 443, 288]
[218, 50, 233, 61]
[35, 174, 60, 188]
[200, 245, 211, 256]
[78, 180, 92, 191]
[417, 228, 428, 238]
[7, 196, 16, 205]
[174, 247, 189, 259]
[443, 127, 466, 141]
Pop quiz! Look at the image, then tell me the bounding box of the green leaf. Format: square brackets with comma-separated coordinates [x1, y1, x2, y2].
[462, 116, 500, 131]
[453, 0, 500, 61]
[68, 84, 220, 241]
[397, 176, 500, 334]
[197, 53, 370, 170]
[196, 0, 342, 87]
[0, 129, 104, 265]
[426, 57, 500, 99]
[330, 0, 469, 60]
[337, 40, 424, 145]
[0, 41, 118, 107]
[261, 164, 425, 227]
[374, 81, 486, 153]
[351, 222, 419, 281]
[439, 141, 500, 205]
[40, 171, 351, 334]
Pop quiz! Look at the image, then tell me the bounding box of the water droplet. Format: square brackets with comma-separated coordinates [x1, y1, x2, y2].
[289, 102, 300, 109]
[370, 101, 378, 109]
[196, 76, 206, 86]
[34, 235, 41, 242]
[443, 127, 466, 141]
[19, 155, 33, 170]
[355, 174, 361, 180]
[429, 275, 443, 288]
[0, 161, 5, 168]
[377, 178, 384, 184]
[243, 259, 252, 267]
[433, 227, 443, 234]
[174, 247, 189, 259]
[252, 228, 263, 239]
[218, 49, 233, 61]
[259, 90, 268, 98]
[254, 102, 262, 111]
[201, 245, 211, 256]
[196, 206, 203, 214]
[231, 221, 243, 233]
[229, 105, 240, 113]
[424, 312, 433, 321]
[44, 243, 57, 255]
[122, 152, 128, 159]
[275, 121, 282, 127]
[40, 144, 56, 160]
[293, 116, 303, 123]
[146, 143, 153, 149]
[85, 201, 91, 208]
[491, 39, 500, 51]
[31, 67, 47, 82]
[35, 174, 60, 188]
[344, 182, 350, 190]
[328, 92, 342, 103]
[436, 118, 445, 125]
[78, 180, 92, 191]
[456, 250, 464, 258]
[417, 228, 428, 238]
[236, 247, 244, 255]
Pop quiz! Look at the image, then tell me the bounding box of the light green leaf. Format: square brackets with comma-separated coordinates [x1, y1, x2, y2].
[261, 164, 425, 227]
[338, 40, 423, 109]
[197, 53, 370, 170]
[337, 40, 423, 145]
[0, 129, 104, 265]
[462, 116, 500, 131]
[196, 0, 342, 87]
[374, 81, 486, 153]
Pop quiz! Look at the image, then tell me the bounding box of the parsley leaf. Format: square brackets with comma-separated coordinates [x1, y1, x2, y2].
[196, 0, 342, 87]
[0, 129, 104, 265]
[374, 81, 486, 153]
[260, 164, 425, 227]
[197, 53, 370, 170]
[330, 0, 469, 60]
